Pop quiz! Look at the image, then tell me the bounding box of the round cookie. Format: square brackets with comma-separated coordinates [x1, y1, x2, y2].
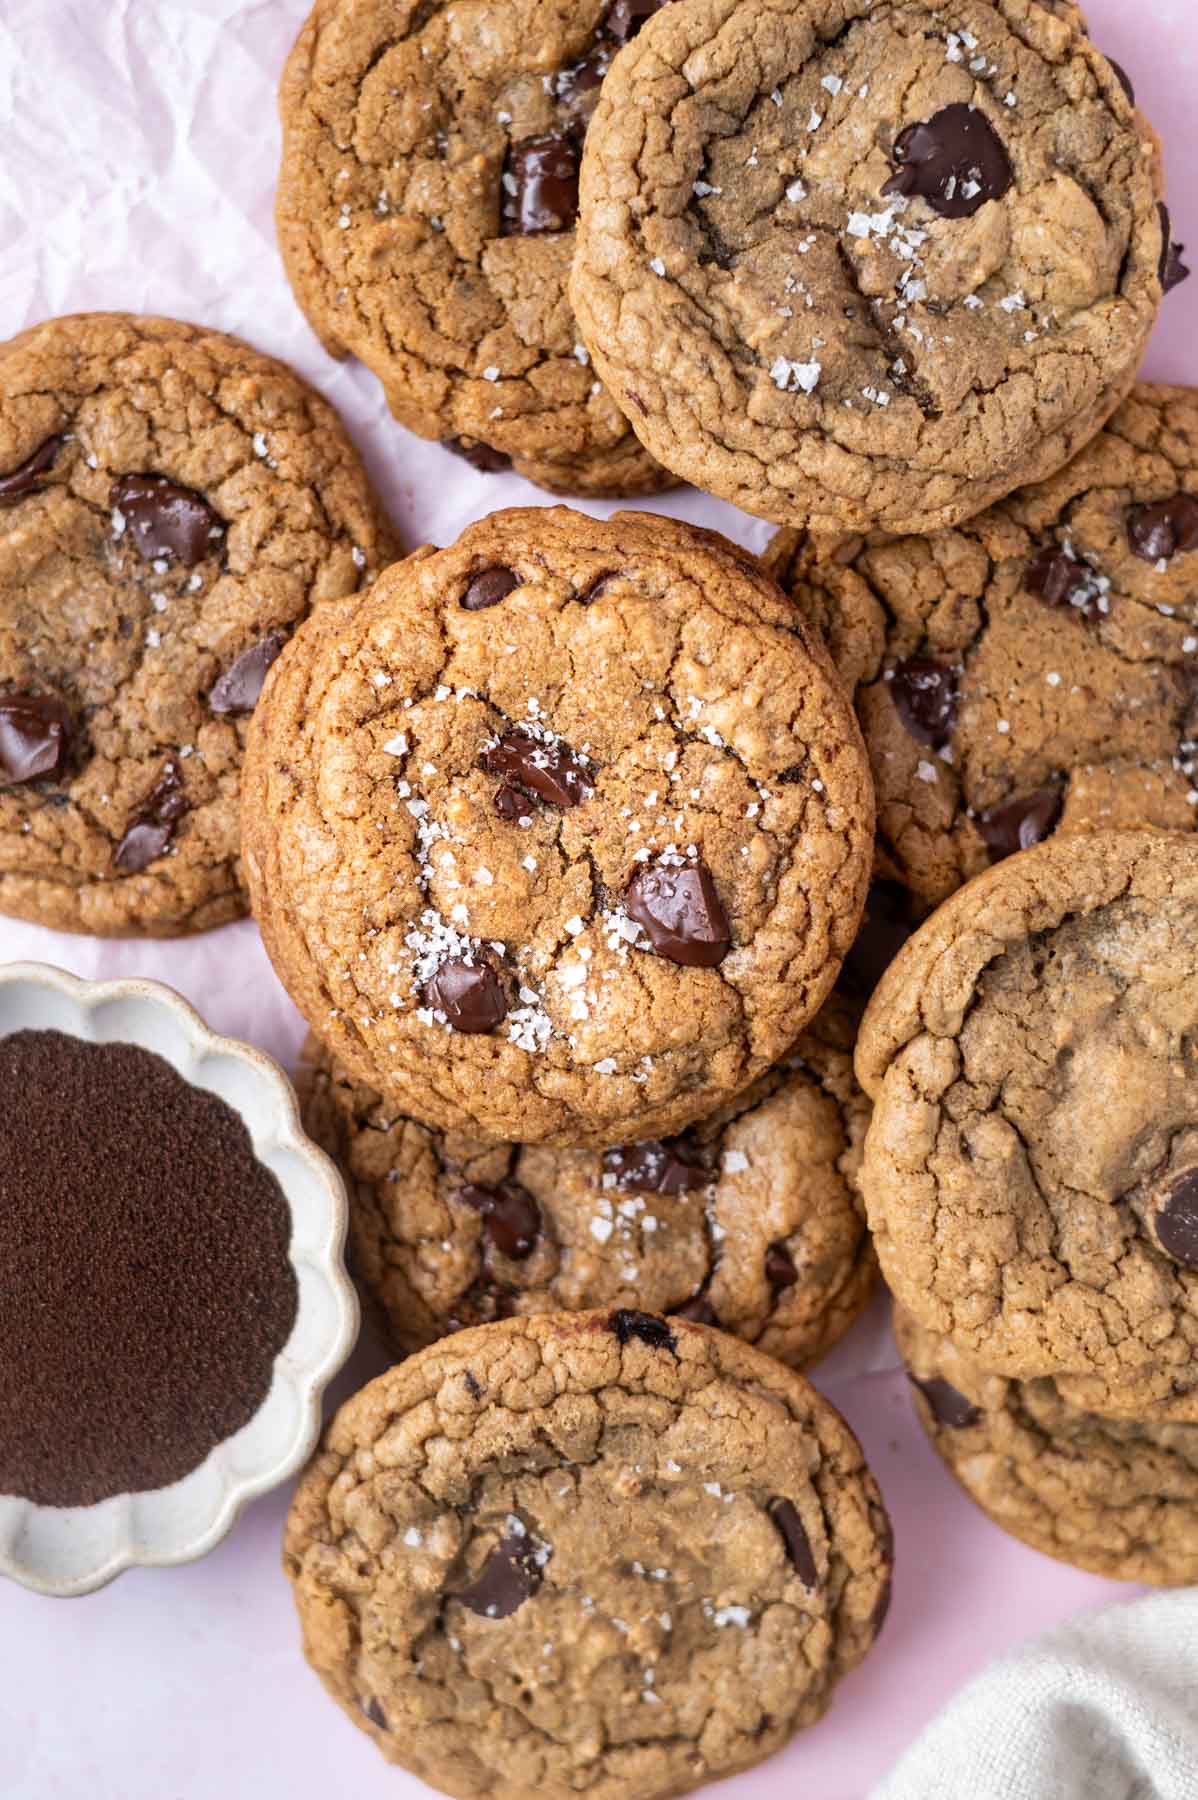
[285, 1309, 894, 1800]
[857, 831, 1198, 1421]
[570, 0, 1169, 535]
[276, 0, 672, 497]
[299, 996, 875, 1361]
[765, 383, 1198, 909]
[897, 1307, 1198, 1584]
[243, 506, 873, 1147]
[0, 312, 396, 937]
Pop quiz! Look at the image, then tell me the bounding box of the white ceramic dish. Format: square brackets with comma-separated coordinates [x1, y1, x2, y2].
[0, 961, 359, 1599]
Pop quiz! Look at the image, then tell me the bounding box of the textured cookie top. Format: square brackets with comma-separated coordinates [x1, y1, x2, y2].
[897, 1307, 1198, 1585]
[276, 0, 668, 495]
[571, 0, 1166, 534]
[766, 384, 1198, 907]
[245, 507, 873, 1146]
[0, 312, 395, 936]
[285, 1310, 892, 1800]
[300, 996, 873, 1362]
[858, 832, 1198, 1417]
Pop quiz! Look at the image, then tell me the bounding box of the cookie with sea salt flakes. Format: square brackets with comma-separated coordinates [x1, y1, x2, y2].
[570, 0, 1171, 534]
[276, 0, 673, 497]
[284, 1309, 893, 1799]
[0, 312, 396, 936]
[243, 506, 873, 1146]
[299, 995, 874, 1359]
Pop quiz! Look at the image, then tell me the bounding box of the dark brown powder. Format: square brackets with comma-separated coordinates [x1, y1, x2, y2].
[0, 1029, 298, 1507]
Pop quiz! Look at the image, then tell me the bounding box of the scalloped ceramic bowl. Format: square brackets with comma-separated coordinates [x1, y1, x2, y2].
[0, 962, 358, 1598]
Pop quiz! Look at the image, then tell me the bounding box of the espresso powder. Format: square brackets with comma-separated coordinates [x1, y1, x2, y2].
[0, 1029, 298, 1507]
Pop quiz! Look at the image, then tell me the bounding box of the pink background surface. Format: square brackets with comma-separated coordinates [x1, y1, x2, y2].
[1, 2, 1196, 1795]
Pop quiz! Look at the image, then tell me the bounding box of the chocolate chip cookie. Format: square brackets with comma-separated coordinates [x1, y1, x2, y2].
[285, 1309, 893, 1799]
[244, 506, 873, 1146]
[299, 995, 874, 1360]
[858, 831, 1198, 1421]
[276, 0, 672, 497]
[765, 383, 1198, 909]
[570, 0, 1168, 534]
[0, 312, 396, 936]
[898, 1308, 1198, 1584]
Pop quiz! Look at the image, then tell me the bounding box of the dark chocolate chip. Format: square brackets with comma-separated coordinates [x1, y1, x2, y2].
[502, 135, 580, 236]
[459, 1182, 541, 1260]
[111, 474, 224, 567]
[769, 1498, 817, 1587]
[455, 1532, 542, 1618]
[0, 693, 72, 785]
[425, 959, 508, 1034]
[577, 572, 622, 606]
[602, 1137, 709, 1195]
[443, 437, 513, 474]
[461, 566, 520, 611]
[447, 1279, 516, 1332]
[841, 881, 916, 1001]
[493, 784, 530, 822]
[1128, 495, 1198, 563]
[115, 759, 189, 873]
[625, 861, 731, 967]
[1025, 545, 1101, 619]
[672, 1292, 718, 1326]
[1156, 1170, 1198, 1267]
[1107, 57, 1135, 104]
[606, 0, 675, 42]
[362, 1697, 387, 1729]
[976, 787, 1063, 862]
[883, 103, 1013, 219]
[556, 47, 610, 110]
[1159, 204, 1191, 295]
[463, 1369, 483, 1399]
[908, 1372, 980, 1429]
[207, 630, 287, 716]
[765, 1243, 798, 1292]
[482, 727, 594, 810]
[889, 657, 959, 748]
[0, 436, 63, 504]
[609, 1308, 677, 1353]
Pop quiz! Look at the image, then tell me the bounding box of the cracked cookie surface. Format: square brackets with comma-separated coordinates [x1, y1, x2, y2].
[244, 505, 873, 1146]
[284, 1309, 893, 1800]
[299, 995, 874, 1359]
[277, 0, 671, 496]
[765, 384, 1198, 909]
[858, 831, 1198, 1419]
[570, 0, 1165, 534]
[898, 1307, 1198, 1583]
[0, 312, 396, 936]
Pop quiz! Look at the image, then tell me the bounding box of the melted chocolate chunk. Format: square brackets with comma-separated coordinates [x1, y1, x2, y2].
[447, 1279, 516, 1332]
[1128, 495, 1198, 563]
[111, 474, 224, 567]
[909, 1372, 980, 1429]
[459, 1182, 541, 1259]
[889, 657, 959, 748]
[0, 693, 72, 785]
[1107, 57, 1135, 104]
[115, 760, 189, 873]
[1159, 204, 1191, 295]
[502, 135, 580, 236]
[577, 572, 622, 606]
[609, 1308, 677, 1353]
[1156, 1170, 1198, 1267]
[443, 437, 513, 474]
[556, 46, 610, 110]
[493, 784, 530, 822]
[769, 1498, 817, 1587]
[841, 881, 916, 1000]
[607, 0, 675, 41]
[207, 630, 287, 716]
[425, 959, 508, 1033]
[482, 727, 594, 809]
[672, 1292, 718, 1326]
[976, 787, 1063, 862]
[1025, 545, 1101, 619]
[0, 436, 63, 504]
[765, 1243, 798, 1292]
[455, 1532, 543, 1618]
[461, 566, 520, 611]
[601, 1137, 709, 1195]
[625, 861, 731, 967]
[883, 103, 1013, 219]
[362, 1697, 387, 1729]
